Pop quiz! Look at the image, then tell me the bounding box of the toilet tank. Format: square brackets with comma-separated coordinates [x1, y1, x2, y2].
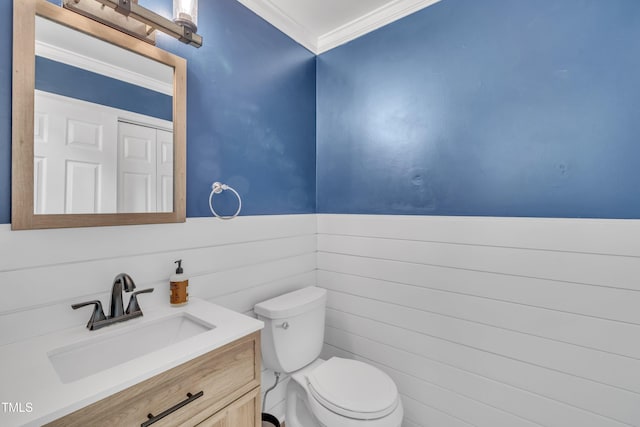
[254, 287, 327, 373]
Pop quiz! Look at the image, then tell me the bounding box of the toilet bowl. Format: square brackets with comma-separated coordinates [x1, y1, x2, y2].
[254, 287, 403, 427]
[290, 358, 403, 427]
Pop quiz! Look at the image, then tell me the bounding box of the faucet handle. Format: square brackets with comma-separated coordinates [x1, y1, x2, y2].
[72, 300, 107, 330]
[125, 288, 154, 315]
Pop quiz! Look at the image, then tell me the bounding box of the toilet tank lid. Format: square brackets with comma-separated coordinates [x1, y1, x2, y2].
[254, 287, 327, 319]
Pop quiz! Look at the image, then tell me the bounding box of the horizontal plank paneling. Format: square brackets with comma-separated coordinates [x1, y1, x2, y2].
[317, 214, 640, 257]
[317, 252, 640, 325]
[0, 215, 316, 346]
[1, 215, 315, 271]
[325, 309, 630, 427]
[0, 232, 316, 313]
[8, 213, 640, 426]
[323, 289, 639, 425]
[322, 342, 542, 427]
[211, 272, 316, 314]
[318, 234, 640, 291]
[317, 214, 640, 427]
[319, 270, 640, 362]
[400, 395, 475, 427]
[191, 253, 316, 300]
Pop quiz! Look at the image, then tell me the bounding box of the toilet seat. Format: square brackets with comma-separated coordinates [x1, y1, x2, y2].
[306, 357, 399, 420]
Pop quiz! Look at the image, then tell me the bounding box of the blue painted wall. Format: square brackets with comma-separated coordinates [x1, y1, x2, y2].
[5, 0, 640, 222]
[0, 0, 316, 223]
[317, 0, 640, 218]
[36, 56, 173, 121]
[0, 1, 11, 224]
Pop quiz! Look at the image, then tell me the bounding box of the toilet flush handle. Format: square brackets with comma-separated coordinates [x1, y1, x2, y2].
[277, 321, 290, 330]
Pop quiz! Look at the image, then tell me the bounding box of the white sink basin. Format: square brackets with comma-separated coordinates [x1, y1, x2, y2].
[48, 313, 215, 383]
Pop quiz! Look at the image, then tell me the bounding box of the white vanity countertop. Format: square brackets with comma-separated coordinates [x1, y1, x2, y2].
[0, 298, 263, 427]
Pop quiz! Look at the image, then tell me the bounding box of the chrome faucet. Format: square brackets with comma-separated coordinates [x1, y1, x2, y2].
[72, 273, 154, 330]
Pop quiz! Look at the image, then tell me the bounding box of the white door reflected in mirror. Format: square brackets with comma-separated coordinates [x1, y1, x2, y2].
[33, 15, 174, 215]
[34, 91, 173, 214]
[118, 122, 174, 214]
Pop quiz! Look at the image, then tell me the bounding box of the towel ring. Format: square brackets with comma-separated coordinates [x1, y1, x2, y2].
[209, 182, 242, 220]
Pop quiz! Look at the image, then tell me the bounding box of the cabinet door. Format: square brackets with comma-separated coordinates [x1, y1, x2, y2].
[195, 411, 226, 427]
[197, 387, 261, 427]
[228, 387, 260, 427]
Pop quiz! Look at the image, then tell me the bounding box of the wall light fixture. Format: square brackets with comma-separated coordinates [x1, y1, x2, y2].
[63, 0, 203, 47]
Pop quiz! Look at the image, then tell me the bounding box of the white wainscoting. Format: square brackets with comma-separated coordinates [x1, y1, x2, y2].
[0, 214, 316, 417]
[317, 214, 640, 427]
[5, 213, 640, 426]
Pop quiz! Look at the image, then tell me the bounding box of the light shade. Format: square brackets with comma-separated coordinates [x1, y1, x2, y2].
[63, 0, 203, 48]
[173, 0, 198, 33]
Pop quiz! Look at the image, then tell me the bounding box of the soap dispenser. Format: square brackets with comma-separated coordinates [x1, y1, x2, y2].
[170, 260, 189, 306]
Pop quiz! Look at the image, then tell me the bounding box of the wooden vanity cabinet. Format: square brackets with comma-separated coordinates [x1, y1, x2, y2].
[46, 332, 261, 427]
[195, 387, 260, 427]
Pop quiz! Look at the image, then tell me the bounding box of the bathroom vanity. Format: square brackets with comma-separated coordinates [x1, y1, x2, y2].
[46, 332, 261, 427]
[0, 299, 263, 427]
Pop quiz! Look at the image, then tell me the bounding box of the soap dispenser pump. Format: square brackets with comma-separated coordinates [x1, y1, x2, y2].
[170, 259, 189, 306]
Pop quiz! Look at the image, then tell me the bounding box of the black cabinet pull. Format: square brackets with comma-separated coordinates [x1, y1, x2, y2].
[141, 391, 204, 427]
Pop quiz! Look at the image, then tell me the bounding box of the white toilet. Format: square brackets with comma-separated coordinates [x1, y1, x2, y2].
[254, 287, 403, 427]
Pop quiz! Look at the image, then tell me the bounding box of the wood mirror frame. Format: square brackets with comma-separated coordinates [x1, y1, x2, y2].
[12, 0, 186, 230]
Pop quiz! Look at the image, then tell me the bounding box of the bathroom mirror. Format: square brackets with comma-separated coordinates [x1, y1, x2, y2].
[12, 0, 186, 230]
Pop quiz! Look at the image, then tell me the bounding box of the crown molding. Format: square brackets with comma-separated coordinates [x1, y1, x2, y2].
[35, 41, 173, 95]
[316, 0, 441, 54]
[236, 0, 441, 55]
[235, 0, 319, 53]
